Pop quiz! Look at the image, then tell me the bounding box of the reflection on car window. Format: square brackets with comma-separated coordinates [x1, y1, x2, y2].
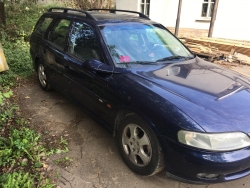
[34, 17, 53, 37]
[100, 23, 192, 68]
[69, 22, 102, 61]
[48, 19, 70, 50]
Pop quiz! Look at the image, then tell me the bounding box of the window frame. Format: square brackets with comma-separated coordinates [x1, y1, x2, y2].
[33, 16, 54, 37]
[67, 20, 104, 63]
[140, 0, 150, 17]
[47, 18, 72, 51]
[201, 0, 215, 18]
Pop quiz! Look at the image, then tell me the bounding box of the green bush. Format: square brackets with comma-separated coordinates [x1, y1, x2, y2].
[0, 171, 34, 188]
[0, 89, 18, 127]
[0, 127, 43, 166]
[0, 2, 60, 86]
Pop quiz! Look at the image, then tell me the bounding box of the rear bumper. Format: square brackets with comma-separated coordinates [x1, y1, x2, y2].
[161, 136, 250, 183]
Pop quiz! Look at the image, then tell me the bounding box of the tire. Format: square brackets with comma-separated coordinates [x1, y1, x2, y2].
[117, 113, 165, 176]
[37, 61, 51, 91]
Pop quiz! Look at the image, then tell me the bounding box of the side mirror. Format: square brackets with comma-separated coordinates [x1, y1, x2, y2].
[83, 59, 113, 73]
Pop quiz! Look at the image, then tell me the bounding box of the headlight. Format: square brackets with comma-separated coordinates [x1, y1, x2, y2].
[178, 130, 250, 151]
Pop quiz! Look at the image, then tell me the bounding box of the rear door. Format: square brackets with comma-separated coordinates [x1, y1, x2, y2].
[30, 16, 54, 65]
[43, 18, 72, 92]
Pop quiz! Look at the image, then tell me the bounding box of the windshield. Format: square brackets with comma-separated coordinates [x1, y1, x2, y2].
[99, 23, 193, 68]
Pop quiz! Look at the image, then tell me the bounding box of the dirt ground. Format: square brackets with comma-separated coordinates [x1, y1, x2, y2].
[18, 63, 250, 188]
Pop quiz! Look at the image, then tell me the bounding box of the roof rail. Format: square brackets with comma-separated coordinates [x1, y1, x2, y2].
[48, 8, 97, 21]
[88, 8, 150, 20]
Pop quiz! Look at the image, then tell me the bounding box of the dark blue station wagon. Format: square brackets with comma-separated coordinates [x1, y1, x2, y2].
[30, 8, 250, 183]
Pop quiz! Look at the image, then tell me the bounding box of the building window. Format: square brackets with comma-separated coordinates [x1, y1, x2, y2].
[140, 0, 150, 17]
[201, 0, 215, 18]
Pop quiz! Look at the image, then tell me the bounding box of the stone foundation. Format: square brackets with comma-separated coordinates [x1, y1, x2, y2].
[167, 27, 209, 38]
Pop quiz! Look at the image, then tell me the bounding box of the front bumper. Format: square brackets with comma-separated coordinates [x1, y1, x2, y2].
[161, 136, 250, 183]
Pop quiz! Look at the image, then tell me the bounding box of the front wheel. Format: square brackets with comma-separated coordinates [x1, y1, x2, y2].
[37, 62, 51, 91]
[117, 113, 165, 176]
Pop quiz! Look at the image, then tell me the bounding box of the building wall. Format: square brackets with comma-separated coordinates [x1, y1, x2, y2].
[213, 0, 250, 41]
[150, 0, 210, 30]
[116, 0, 210, 29]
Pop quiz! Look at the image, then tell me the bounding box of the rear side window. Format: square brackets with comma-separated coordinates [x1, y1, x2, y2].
[48, 19, 71, 50]
[34, 17, 53, 37]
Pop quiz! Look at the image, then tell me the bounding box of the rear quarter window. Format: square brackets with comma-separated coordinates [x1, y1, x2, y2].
[34, 17, 53, 37]
[48, 19, 71, 50]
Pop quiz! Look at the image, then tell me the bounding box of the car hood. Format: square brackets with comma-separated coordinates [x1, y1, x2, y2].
[123, 57, 250, 133]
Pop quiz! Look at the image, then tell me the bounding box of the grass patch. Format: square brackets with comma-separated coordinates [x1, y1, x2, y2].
[0, 2, 69, 187]
[0, 87, 56, 187]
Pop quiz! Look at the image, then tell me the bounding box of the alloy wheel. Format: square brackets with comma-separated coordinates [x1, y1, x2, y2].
[38, 64, 47, 87]
[122, 123, 152, 167]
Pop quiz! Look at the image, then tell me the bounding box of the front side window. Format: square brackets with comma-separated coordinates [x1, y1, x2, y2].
[201, 0, 215, 18]
[48, 19, 71, 50]
[140, 0, 150, 17]
[69, 22, 101, 61]
[100, 23, 193, 68]
[34, 17, 53, 36]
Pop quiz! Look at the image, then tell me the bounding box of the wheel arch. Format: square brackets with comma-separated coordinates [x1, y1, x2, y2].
[34, 57, 41, 72]
[113, 107, 162, 139]
[115, 108, 166, 175]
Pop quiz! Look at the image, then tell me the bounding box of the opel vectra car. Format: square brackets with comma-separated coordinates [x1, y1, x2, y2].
[30, 8, 250, 183]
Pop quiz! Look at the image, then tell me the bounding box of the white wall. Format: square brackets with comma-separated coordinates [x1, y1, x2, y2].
[213, 0, 250, 41]
[116, 0, 139, 12]
[149, 0, 172, 25]
[150, 0, 210, 29]
[179, 0, 210, 29]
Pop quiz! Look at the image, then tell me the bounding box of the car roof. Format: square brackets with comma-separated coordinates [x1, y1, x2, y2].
[43, 8, 157, 25]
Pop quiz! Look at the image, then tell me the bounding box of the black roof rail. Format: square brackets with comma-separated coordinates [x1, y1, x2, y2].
[48, 7, 97, 21]
[88, 8, 150, 20]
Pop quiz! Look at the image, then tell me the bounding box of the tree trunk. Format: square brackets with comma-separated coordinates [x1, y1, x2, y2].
[0, 2, 6, 25]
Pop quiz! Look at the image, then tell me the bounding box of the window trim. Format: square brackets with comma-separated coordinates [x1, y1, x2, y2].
[34, 16, 54, 37]
[67, 21, 104, 63]
[47, 18, 72, 52]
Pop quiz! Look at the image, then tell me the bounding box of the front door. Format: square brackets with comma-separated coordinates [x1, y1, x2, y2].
[65, 21, 113, 126]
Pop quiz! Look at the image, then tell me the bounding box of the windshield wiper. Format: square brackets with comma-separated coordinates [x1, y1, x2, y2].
[156, 55, 194, 62]
[117, 61, 155, 64]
